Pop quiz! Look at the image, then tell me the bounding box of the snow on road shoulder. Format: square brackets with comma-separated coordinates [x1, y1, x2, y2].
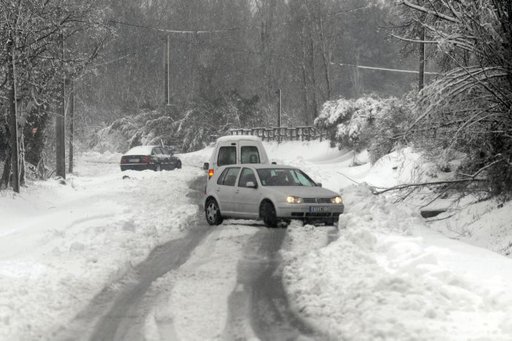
[282, 184, 512, 340]
[0, 152, 201, 340]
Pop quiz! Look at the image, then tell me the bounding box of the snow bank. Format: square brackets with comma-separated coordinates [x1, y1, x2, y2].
[0, 151, 201, 340]
[178, 145, 213, 168]
[282, 184, 512, 340]
[362, 147, 428, 188]
[429, 198, 512, 257]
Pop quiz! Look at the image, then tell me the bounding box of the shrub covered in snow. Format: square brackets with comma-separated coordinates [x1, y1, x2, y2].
[89, 92, 268, 153]
[315, 95, 411, 163]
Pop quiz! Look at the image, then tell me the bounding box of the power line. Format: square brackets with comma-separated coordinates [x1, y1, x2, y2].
[108, 19, 238, 35]
[332, 62, 440, 75]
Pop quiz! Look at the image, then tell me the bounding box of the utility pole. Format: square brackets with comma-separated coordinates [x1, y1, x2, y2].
[164, 35, 171, 105]
[277, 88, 282, 143]
[56, 29, 66, 179]
[419, 26, 425, 90]
[8, 38, 20, 193]
[68, 79, 74, 173]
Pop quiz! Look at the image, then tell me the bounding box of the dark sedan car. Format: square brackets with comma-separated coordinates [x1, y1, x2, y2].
[120, 145, 182, 171]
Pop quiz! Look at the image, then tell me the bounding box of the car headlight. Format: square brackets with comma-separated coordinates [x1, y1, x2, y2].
[331, 196, 343, 204]
[286, 196, 303, 204]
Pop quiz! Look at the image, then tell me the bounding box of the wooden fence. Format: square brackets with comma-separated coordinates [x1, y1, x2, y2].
[228, 126, 327, 142]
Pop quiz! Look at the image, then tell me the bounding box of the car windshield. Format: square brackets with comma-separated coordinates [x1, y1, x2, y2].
[257, 168, 316, 187]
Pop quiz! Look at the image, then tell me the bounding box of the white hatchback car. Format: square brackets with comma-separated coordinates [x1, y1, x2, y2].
[204, 164, 344, 227]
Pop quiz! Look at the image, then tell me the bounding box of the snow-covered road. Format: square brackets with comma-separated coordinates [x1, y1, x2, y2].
[51, 173, 321, 341]
[1, 141, 512, 340]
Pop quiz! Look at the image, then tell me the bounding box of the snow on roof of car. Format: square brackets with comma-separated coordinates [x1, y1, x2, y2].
[217, 163, 296, 170]
[250, 164, 296, 169]
[216, 135, 262, 142]
[124, 145, 156, 155]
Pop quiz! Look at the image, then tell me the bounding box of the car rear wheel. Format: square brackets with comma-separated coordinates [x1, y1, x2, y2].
[205, 198, 223, 225]
[177, 160, 182, 169]
[260, 201, 278, 228]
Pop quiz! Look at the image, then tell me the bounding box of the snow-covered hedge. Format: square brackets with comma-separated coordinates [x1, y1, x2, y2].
[315, 95, 411, 163]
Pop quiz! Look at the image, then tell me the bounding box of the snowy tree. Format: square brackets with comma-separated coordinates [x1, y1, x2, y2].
[92, 92, 267, 153]
[395, 0, 512, 195]
[0, 0, 112, 191]
[315, 95, 411, 162]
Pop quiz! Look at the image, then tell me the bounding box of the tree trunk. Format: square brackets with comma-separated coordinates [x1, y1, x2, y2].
[318, 17, 332, 100]
[19, 133, 25, 186]
[300, 29, 310, 125]
[68, 80, 74, 173]
[7, 40, 20, 193]
[419, 26, 425, 90]
[1, 148, 11, 189]
[307, 31, 319, 119]
[56, 31, 66, 179]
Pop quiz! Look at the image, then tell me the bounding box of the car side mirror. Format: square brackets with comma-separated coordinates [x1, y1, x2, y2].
[203, 162, 209, 171]
[246, 181, 258, 189]
[316, 182, 322, 187]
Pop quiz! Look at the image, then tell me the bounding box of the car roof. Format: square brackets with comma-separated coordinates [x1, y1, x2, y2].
[124, 145, 156, 155]
[250, 164, 296, 170]
[220, 164, 296, 170]
[216, 135, 262, 143]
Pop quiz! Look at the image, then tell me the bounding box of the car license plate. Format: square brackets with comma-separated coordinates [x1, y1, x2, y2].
[310, 206, 328, 213]
[129, 158, 139, 163]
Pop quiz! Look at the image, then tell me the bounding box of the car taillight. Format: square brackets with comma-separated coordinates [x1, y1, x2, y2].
[208, 169, 214, 178]
[142, 156, 151, 163]
[121, 157, 127, 164]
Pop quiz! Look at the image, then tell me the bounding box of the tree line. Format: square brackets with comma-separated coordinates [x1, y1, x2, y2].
[81, 0, 414, 125]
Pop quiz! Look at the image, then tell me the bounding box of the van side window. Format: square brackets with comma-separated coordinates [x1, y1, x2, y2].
[241, 146, 260, 164]
[218, 146, 237, 166]
[219, 167, 240, 186]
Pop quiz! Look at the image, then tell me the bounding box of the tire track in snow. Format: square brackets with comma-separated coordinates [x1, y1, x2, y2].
[53, 175, 210, 341]
[223, 226, 318, 341]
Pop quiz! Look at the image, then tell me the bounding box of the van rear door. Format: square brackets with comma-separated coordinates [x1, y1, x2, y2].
[217, 144, 237, 167]
[239, 140, 268, 164]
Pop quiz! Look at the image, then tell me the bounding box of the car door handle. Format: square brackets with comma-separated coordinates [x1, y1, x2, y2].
[235, 190, 239, 194]
[216, 188, 220, 192]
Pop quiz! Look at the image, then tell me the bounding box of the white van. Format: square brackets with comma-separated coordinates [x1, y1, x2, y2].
[203, 135, 270, 180]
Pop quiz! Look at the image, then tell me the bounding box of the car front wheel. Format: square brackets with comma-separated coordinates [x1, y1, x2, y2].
[205, 198, 223, 225]
[260, 201, 278, 228]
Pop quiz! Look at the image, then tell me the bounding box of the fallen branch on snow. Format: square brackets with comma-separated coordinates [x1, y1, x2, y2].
[371, 178, 487, 195]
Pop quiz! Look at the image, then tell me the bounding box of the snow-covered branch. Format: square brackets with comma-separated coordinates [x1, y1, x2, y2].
[401, 0, 459, 23]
